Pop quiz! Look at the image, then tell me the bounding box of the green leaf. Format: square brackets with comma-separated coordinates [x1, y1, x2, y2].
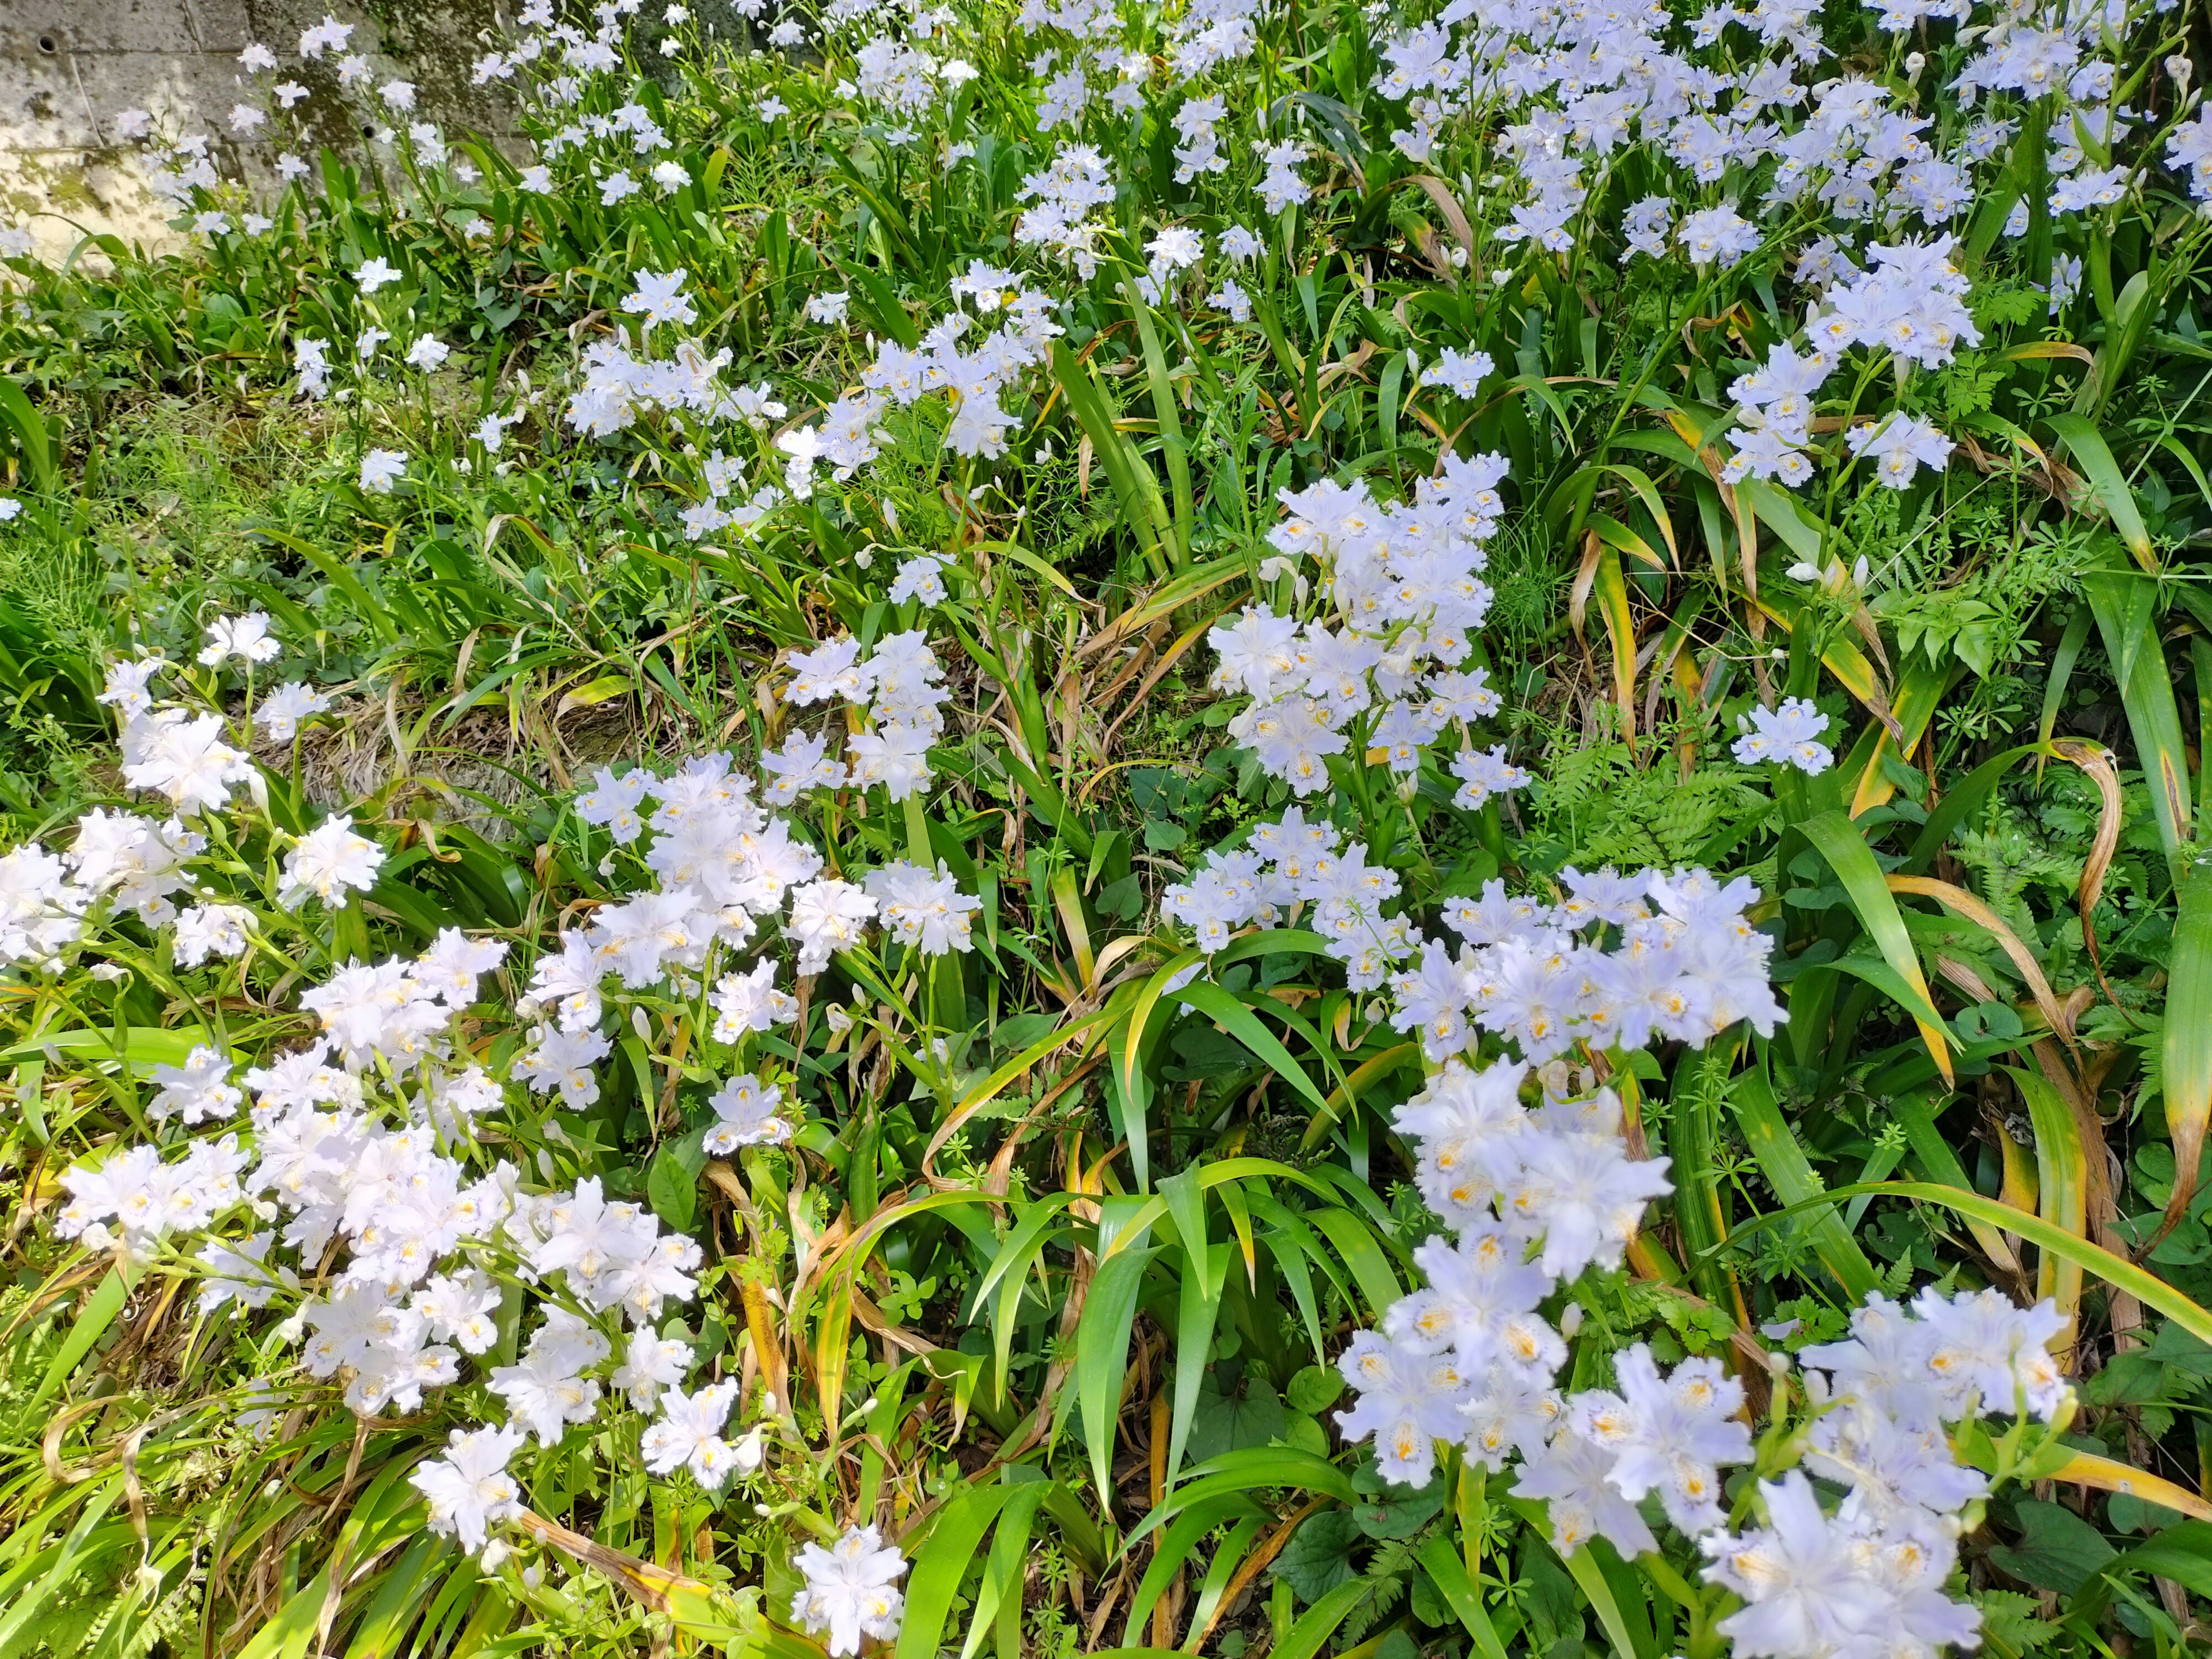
[1285, 1365, 1343, 1415]
[1077, 1237, 1156, 1504]
[1124, 1448, 1358, 1550]
[1171, 983, 1333, 1118]
[1988, 1499, 2116, 1595]
[0, 377, 55, 490]
[647, 1139, 702, 1231]
[1798, 810, 1953, 1085]
[1416, 1536, 1512, 1659]
[1274, 1510, 1361, 1602]
[1188, 1371, 1286, 1464]
[2160, 853, 2212, 1247]
[2047, 412, 2153, 570]
[898, 1483, 1018, 1659]
[1353, 1481, 1442, 1540]
[1726, 1072, 1880, 1301]
[965, 1482, 1055, 1659]
[1123, 280, 1193, 564]
[2073, 1521, 2212, 1618]
[2085, 569, 2191, 879]
[1502, 1500, 1644, 1659]
[1049, 340, 1169, 574]
[1269, 1575, 1372, 1659]
[33, 1268, 129, 1412]
[1734, 1181, 2212, 1345]
[1125, 1495, 1264, 1640]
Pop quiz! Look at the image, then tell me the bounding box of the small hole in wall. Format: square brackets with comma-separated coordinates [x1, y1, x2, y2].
[38, 34, 59, 53]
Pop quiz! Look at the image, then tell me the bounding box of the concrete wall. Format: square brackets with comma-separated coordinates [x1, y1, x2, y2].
[2, 0, 514, 262]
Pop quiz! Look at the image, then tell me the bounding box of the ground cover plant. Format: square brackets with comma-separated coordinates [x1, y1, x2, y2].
[2, 0, 2212, 1654]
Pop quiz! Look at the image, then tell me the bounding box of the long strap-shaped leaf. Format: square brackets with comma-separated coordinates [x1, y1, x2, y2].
[1172, 982, 1335, 1116]
[1732, 1181, 2212, 1345]
[2005, 1066, 2087, 1336]
[1048, 339, 1171, 573]
[1888, 876, 2072, 1050]
[1077, 1240, 1155, 1503]
[1268, 1576, 1372, 1659]
[1120, 1448, 1358, 1551]
[1798, 810, 1953, 1086]
[1728, 1072, 1881, 1302]
[1892, 1091, 2024, 1277]
[1417, 1535, 1513, 1659]
[2041, 1448, 2212, 1522]
[2158, 851, 2212, 1249]
[2047, 412, 2154, 570]
[896, 1482, 1020, 1659]
[1122, 281, 1194, 565]
[2084, 567, 2191, 881]
[2067, 1522, 2212, 1626]
[1124, 1494, 1265, 1640]
[1502, 1499, 1645, 1659]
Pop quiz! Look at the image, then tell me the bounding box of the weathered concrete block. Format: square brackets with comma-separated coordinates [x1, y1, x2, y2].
[1, 0, 518, 260]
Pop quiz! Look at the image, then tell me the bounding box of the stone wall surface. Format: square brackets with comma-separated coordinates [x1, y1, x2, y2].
[1, 0, 513, 262]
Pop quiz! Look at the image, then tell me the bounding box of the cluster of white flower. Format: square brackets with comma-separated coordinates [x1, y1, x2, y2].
[58, 1136, 252, 1258]
[1732, 696, 1834, 774]
[0, 623, 354, 974]
[1014, 143, 1120, 274]
[1346, 0, 2190, 496]
[39, 721, 957, 1594]
[854, 35, 954, 115]
[1336, 1051, 2070, 1659]
[23, 586, 986, 1601]
[779, 630, 957, 806]
[112, 10, 479, 249]
[1717, 236, 1972, 488]
[30, 646, 968, 1628]
[839, 260, 1065, 465]
[1174, 457, 1782, 1058]
[1172, 821, 1782, 1055]
[0, 844, 88, 968]
[1703, 1291, 2069, 1659]
[1204, 456, 1510, 797]
[1013, 0, 1261, 111]
[791, 1525, 911, 1657]
[567, 274, 753, 438]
